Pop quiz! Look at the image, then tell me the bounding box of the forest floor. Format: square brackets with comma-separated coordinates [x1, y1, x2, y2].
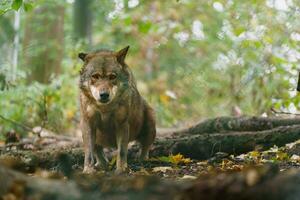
[4, 140, 300, 179]
[1, 116, 300, 199]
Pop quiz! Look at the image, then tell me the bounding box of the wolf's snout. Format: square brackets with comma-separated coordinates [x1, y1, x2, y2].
[99, 91, 110, 103]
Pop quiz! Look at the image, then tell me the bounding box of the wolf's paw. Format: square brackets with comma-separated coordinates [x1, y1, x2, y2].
[115, 166, 129, 175]
[83, 166, 96, 174]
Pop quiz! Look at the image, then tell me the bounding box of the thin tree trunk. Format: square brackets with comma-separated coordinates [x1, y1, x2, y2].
[23, 2, 64, 83]
[11, 10, 20, 81]
[73, 0, 93, 45]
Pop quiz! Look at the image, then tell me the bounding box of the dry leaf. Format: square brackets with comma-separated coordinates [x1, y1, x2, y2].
[181, 175, 197, 180]
[152, 166, 173, 173]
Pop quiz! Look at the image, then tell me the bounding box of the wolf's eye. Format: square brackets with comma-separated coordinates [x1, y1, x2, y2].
[108, 74, 117, 80]
[91, 73, 101, 80]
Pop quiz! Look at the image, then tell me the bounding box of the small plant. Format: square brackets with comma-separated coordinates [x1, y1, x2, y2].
[157, 153, 191, 165]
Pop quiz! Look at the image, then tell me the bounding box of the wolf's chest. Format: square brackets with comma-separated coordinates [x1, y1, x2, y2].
[95, 127, 117, 147]
[94, 113, 118, 147]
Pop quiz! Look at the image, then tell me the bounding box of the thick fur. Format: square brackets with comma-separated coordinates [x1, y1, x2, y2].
[79, 47, 156, 173]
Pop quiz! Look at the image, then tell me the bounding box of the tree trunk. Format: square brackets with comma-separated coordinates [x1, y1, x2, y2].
[11, 10, 20, 82]
[23, 1, 64, 83]
[73, 0, 93, 45]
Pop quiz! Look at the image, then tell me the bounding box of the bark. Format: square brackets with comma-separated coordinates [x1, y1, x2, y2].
[23, 1, 64, 83]
[147, 124, 300, 159]
[174, 116, 300, 135]
[0, 164, 299, 200]
[73, 0, 93, 44]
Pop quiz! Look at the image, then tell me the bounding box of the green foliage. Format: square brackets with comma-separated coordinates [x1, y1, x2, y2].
[0, 0, 34, 15]
[11, 0, 22, 11]
[92, 0, 299, 126]
[0, 0, 13, 15]
[0, 74, 78, 136]
[23, 1, 33, 11]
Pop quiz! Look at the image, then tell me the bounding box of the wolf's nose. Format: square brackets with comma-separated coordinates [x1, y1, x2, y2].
[99, 92, 109, 102]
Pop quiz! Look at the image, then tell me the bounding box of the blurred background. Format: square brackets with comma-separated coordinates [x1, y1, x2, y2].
[0, 0, 300, 138]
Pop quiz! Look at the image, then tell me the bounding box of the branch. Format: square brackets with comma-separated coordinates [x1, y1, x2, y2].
[271, 107, 300, 116]
[0, 114, 32, 131]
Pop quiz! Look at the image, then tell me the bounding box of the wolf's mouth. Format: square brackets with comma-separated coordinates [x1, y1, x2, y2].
[99, 99, 110, 104]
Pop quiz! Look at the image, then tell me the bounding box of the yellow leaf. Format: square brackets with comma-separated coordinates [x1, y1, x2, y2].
[249, 151, 260, 158]
[276, 152, 288, 161]
[66, 110, 75, 119]
[109, 156, 117, 170]
[170, 153, 191, 165]
[159, 94, 170, 105]
[221, 159, 233, 170]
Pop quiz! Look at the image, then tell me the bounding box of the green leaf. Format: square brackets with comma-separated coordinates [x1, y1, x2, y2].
[23, 2, 33, 11]
[138, 21, 152, 34]
[233, 27, 245, 36]
[124, 16, 132, 26]
[11, 0, 22, 11]
[157, 156, 172, 163]
[0, 8, 11, 16]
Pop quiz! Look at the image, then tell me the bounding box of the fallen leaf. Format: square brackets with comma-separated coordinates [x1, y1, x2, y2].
[152, 166, 173, 173]
[249, 151, 261, 159]
[170, 153, 191, 165]
[157, 156, 172, 163]
[181, 175, 197, 180]
[157, 154, 191, 165]
[276, 152, 288, 161]
[196, 161, 208, 165]
[290, 154, 300, 162]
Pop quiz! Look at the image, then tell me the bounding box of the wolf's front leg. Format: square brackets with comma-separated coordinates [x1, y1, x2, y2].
[115, 122, 129, 174]
[81, 119, 96, 173]
[94, 145, 109, 170]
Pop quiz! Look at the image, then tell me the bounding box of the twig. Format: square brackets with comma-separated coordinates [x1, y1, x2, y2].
[0, 114, 32, 131]
[271, 107, 300, 116]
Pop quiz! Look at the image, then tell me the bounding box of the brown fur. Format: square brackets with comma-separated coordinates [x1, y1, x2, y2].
[78, 46, 156, 173]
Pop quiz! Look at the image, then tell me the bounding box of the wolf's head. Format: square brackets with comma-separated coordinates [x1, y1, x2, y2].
[79, 46, 132, 105]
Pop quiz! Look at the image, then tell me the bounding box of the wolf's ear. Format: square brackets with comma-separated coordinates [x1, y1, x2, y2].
[116, 46, 130, 64]
[78, 52, 88, 61]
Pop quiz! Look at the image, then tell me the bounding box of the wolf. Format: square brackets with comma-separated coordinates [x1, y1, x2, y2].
[78, 46, 156, 173]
